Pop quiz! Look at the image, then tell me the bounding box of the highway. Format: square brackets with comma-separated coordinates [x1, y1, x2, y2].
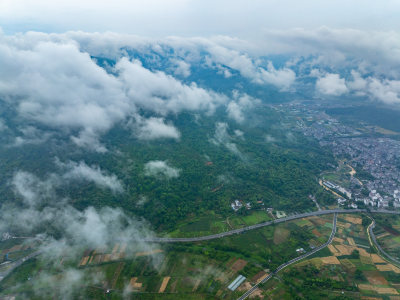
[145, 209, 399, 243]
[1, 208, 399, 286]
[237, 213, 338, 300]
[0, 250, 41, 283]
[368, 218, 400, 265]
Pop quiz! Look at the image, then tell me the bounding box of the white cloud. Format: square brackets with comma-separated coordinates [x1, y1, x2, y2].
[57, 160, 124, 193]
[0, 33, 230, 151]
[347, 70, 367, 93]
[206, 45, 296, 89]
[144, 160, 180, 179]
[211, 122, 245, 159]
[316, 73, 348, 96]
[226, 92, 260, 123]
[265, 134, 276, 143]
[12, 171, 57, 207]
[116, 58, 226, 115]
[172, 59, 191, 77]
[135, 117, 181, 140]
[367, 78, 400, 104]
[258, 62, 296, 90]
[3, 169, 161, 268]
[259, 27, 400, 78]
[13, 126, 52, 146]
[346, 70, 400, 104]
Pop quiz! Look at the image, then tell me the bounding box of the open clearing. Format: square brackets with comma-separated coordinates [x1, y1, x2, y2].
[273, 227, 290, 244]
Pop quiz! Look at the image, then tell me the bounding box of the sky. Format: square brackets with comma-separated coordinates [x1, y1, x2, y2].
[1, 0, 400, 36]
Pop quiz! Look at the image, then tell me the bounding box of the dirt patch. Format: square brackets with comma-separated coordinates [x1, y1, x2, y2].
[130, 277, 142, 291]
[328, 245, 339, 255]
[358, 284, 398, 295]
[364, 271, 388, 285]
[237, 281, 252, 292]
[103, 254, 111, 262]
[375, 287, 399, 295]
[251, 271, 268, 283]
[337, 222, 351, 229]
[136, 249, 163, 257]
[273, 227, 290, 244]
[345, 216, 362, 225]
[334, 245, 356, 256]
[376, 264, 400, 273]
[321, 256, 341, 265]
[211, 184, 224, 193]
[231, 259, 248, 272]
[159, 276, 171, 293]
[333, 237, 345, 244]
[249, 288, 264, 299]
[347, 237, 356, 246]
[358, 284, 375, 291]
[309, 216, 327, 226]
[376, 264, 393, 272]
[192, 279, 201, 292]
[377, 232, 391, 239]
[358, 248, 371, 257]
[371, 254, 385, 263]
[312, 229, 322, 237]
[79, 256, 90, 266]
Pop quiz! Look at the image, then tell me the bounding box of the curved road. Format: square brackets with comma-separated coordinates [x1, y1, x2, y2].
[237, 213, 338, 300]
[368, 218, 400, 265]
[145, 209, 399, 243]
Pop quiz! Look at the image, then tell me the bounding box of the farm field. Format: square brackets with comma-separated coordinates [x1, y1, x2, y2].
[0, 214, 334, 299]
[257, 213, 400, 299]
[167, 210, 274, 238]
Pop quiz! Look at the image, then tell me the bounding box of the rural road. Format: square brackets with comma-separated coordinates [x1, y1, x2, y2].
[145, 209, 399, 243]
[237, 213, 338, 300]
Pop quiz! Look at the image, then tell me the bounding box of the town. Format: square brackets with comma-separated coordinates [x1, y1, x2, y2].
[282, 102, 400, 211]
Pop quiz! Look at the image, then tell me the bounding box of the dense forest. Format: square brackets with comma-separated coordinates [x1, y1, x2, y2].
[0, 101, 335, 232]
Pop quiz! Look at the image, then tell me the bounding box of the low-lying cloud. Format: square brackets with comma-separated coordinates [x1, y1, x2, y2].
[135, 117, 181, 140]
[0, 32, 229, 151]
[0, 169, 161, 298]
[211, 122, 245, 160]
[144, 160, 180, 179]
[57, 160, 124, 193]
[316, 73, 348, 96]
[226, 91, 260, 123]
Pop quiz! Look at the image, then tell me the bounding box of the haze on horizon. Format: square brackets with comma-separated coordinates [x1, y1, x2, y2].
[1, 0, 400, 36]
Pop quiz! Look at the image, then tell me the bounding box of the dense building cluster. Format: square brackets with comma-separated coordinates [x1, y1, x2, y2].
[285, 103, 400, 210]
